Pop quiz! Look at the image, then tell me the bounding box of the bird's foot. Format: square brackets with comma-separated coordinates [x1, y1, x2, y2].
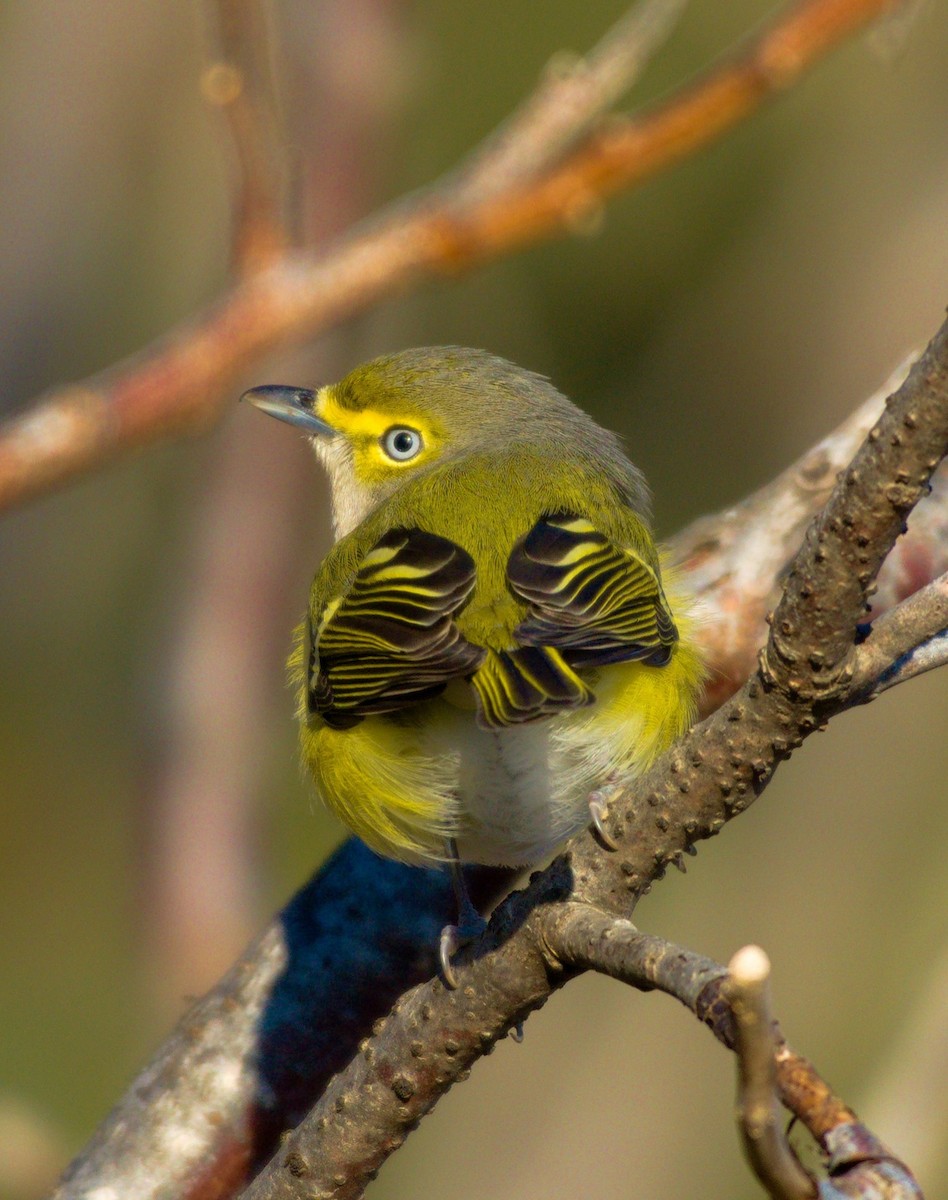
[439, 913, 488, 989]
[588, 789, 619, 851]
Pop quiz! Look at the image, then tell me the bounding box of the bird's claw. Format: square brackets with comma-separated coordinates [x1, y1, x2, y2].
[439, 914, 488, 989]
[439, 924, 463, 989]
[588, 790, 619, 850]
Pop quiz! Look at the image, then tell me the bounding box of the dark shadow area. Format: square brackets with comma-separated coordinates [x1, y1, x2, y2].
[248, 839, 517, 1171]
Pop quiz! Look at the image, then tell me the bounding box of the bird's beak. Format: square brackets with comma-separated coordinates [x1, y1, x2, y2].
[240, 385, 337, 438]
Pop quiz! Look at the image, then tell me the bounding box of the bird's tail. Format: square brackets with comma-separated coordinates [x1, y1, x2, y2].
[471, 646, 593, 729]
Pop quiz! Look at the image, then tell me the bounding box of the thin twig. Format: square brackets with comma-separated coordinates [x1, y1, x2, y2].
[727, 946, 815, 1200]
[849, 571, 948, 697]
[457, 0, 690, 204]
[141, 0, 399, 1021]
[436, 0, 906, 259]
[201, 0, 289, 270]
[0, 0, 905, 514]
[545, 907, 857, 1136]
[547, 910, 920, 1199]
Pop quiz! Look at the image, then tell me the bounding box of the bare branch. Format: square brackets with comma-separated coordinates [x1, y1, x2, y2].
[673, 357, 917, 711]
[201, 0, 290, 270]
[547, 912, 921, 1200]
[438, 0, 907, 260]
[457, 0, 690, 204]
[849, 571, 948, 697]
[760, 317, 948, 700]
[540, 906, 852, 1133]
[727, 946, 815, 1200]
[0, 0, 906, 514]
[52, 841, 516, 1200]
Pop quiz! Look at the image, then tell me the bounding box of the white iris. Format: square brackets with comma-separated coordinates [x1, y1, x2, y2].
[382, 427, 423, 461]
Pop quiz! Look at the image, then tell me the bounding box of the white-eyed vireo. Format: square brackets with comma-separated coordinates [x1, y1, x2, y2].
[244, 348, 702, 977]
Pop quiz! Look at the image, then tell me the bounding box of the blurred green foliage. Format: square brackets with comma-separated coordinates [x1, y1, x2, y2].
[1, 1, 947, 1197]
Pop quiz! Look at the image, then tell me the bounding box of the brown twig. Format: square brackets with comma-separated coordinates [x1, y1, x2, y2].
[0, 0, 905, 515]
[726, 946, 815, 1200]
[138, 0, 301, 1014]
[548, 912, 919, 1199]
[849, 570, 948, 697]
[139, 0, 402, 1018]
[544, 911, 858, 1137]
[436, 0, 905, 258]
[201, 0, 289, 270]
[455, 0, 690, 204]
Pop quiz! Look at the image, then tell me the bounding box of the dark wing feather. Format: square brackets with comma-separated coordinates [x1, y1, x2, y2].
[507, 514, 678, 671]
[308, 528, 484, 728]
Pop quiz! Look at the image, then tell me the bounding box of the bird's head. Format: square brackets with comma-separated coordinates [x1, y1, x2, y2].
[243, 346, 614, 536]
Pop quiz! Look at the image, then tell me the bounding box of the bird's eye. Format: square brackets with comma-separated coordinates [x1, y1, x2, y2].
[381, 427, 423, 461]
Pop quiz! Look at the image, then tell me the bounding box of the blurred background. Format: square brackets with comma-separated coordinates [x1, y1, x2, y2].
[1, 0, 947, 1196]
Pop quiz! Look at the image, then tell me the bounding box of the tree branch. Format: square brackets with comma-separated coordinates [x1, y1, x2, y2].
[51, 841, 515, 1200]
[0, 0, 905, 514]
[761, 317, 948, 700]
[849, 571, 948, 698]
[670, 355, 947, 711]
[546, 911, 920, 1199]
[201, 0, 290, 271]
[455, 0, 689, 205]
[726, 946, 815, 1200]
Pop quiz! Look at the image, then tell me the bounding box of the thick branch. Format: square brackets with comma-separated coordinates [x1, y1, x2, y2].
[52, 842, 514, 1200]
[672, 357, 922, 710]
[762, 317, 948, 698]
[0, 0, 904, 514]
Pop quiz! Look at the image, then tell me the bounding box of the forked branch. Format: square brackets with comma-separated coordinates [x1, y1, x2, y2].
[548, 914, 920, 1199]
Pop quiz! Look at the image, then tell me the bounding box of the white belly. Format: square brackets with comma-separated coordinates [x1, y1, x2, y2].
[420, 706, 594, 866]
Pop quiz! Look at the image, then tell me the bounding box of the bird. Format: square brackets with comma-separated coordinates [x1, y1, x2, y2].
[242, 347, 702, 983]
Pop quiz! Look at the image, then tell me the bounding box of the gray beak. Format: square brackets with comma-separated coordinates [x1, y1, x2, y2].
[240, 385, 337, 437]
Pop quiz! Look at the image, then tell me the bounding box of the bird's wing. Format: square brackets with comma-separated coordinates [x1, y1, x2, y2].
[307, 528, 485, 729]
[507, 513, 679, 670]
[468, 512, 678, 731]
